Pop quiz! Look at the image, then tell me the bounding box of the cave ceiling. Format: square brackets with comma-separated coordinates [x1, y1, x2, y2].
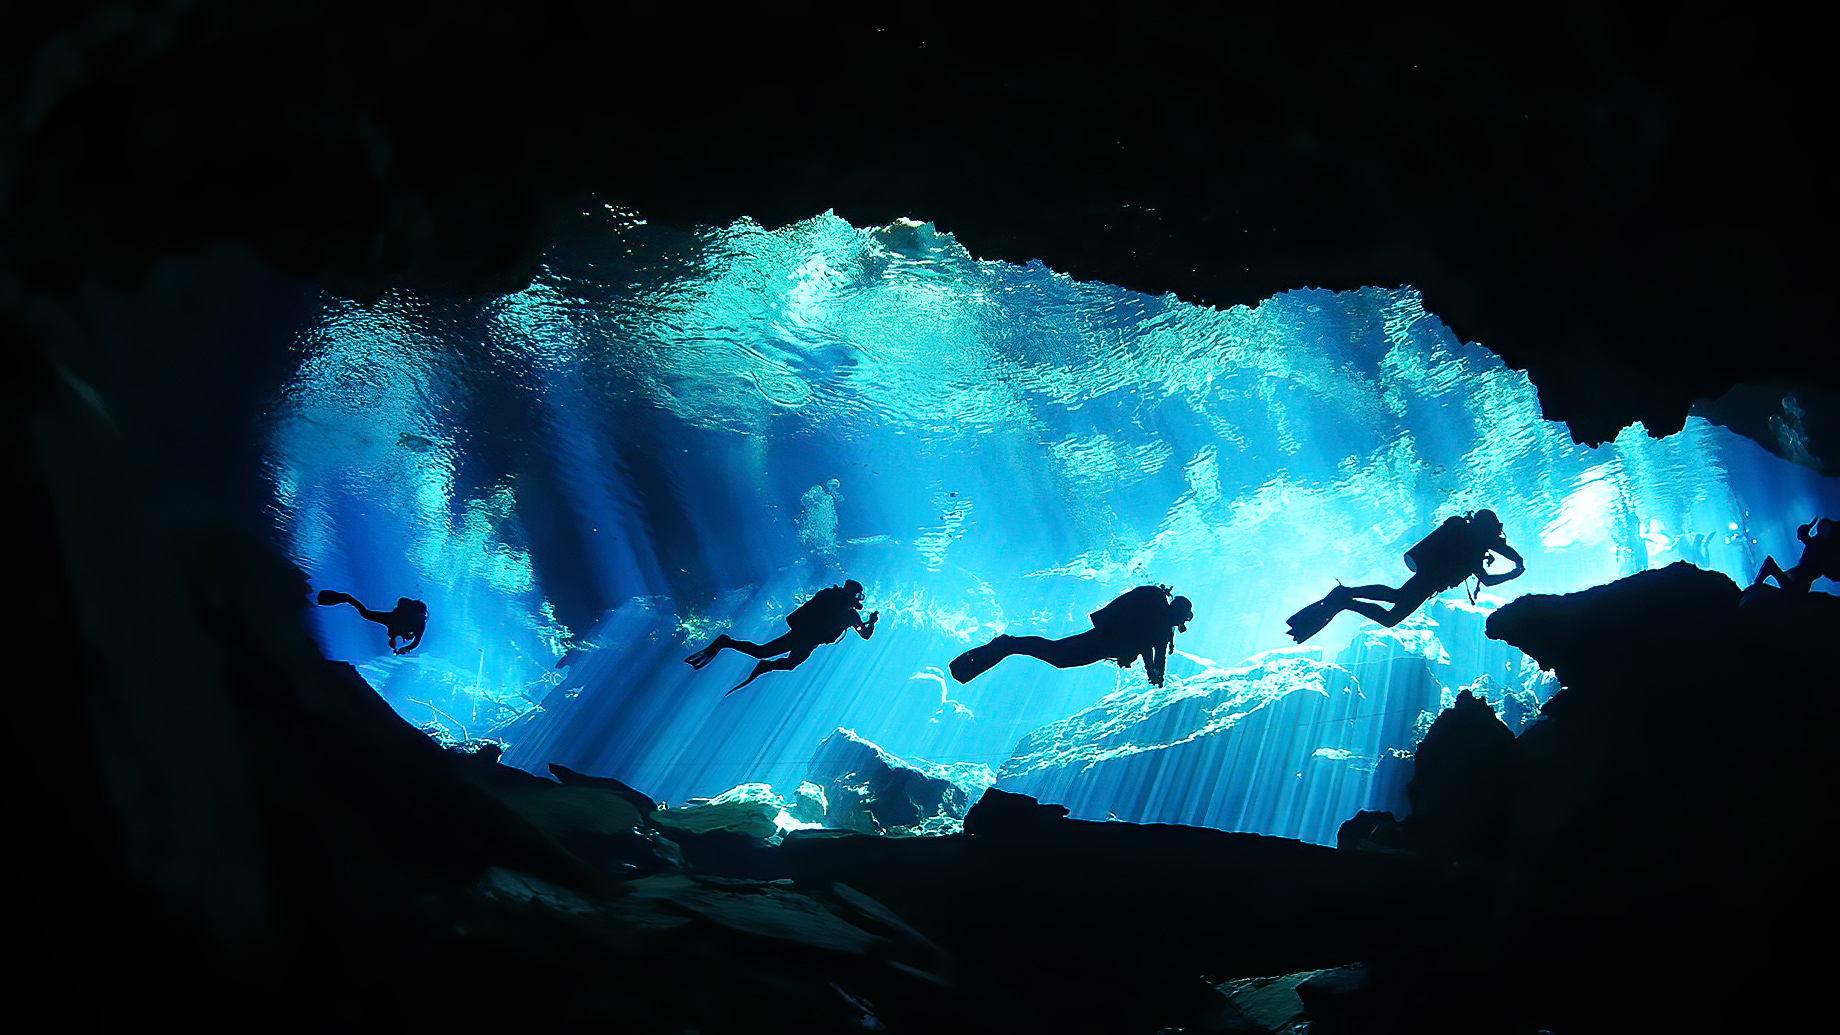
[6, 3, 1833, 471]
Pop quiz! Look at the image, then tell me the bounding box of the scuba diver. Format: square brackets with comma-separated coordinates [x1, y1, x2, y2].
[316, 590, 427, 654]
[686, 579, 879, 694]
[1753, 516, 1838, 593]
[1287, 509, 1525, 643]
[949, 585, 1193, 687]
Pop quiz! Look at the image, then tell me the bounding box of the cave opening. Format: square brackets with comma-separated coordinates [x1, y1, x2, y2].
[267, 207, 1840, 844]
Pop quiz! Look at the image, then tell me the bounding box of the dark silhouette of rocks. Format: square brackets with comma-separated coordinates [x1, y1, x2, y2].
[754, 787, 1462, 1033]
[1405, 689, 1519, 860]
[548, 761, 659, 814]
[7, 6, 1833, 468]
[10, 7, 1839, 1030]
[1320, 563, 1840, 1031]
[17, 492, 1838, 1031]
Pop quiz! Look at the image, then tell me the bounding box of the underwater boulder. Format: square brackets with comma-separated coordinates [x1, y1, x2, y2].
[1209, 971, 1315, 1033]
[961, 786, 1070, 838]
[807, 728, 995, 836]
[548, 762, 660, 814]
[1404, 689, 1518, 861]
[1316, 564, 1840, 1032]
[461, 866, 949, 1033]
[654, 783, 786, 840]
[996, 649, 1380, 842]
[478, 783, 680, 878]
[444, 750, 687, 877]
[1336, 809, 1410, 853]
[1485, 562, 1742, 692]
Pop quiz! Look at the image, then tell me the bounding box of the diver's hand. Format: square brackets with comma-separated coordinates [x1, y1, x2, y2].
[868, 610, 879, 623]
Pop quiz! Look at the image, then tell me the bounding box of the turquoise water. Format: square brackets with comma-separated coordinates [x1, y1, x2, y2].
[267, 207, 1838, 842]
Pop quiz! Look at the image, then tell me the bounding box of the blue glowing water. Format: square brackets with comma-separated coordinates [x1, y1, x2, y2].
[267, 208, 1840, 842]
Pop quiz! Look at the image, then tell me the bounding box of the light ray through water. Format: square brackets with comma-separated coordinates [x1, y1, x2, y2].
[266, 209, 1840, 842]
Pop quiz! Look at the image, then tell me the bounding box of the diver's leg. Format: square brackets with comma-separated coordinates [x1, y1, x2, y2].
[690, 630, 798, 668]
[1338, 583, 1404, 603]
[353, 604, 393, 626]
[729, 642, 816, 694]
[999, 630, 1112, 670]
[1337, 574, 1437, 628]
[318, 592, 386, 623]
[726, 632, 796, 659]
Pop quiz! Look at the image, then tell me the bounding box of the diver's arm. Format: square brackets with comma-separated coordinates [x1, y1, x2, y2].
[854, 610, 879, 639]
[1477, 543, 1526, 586]
[1145, 640, 1168, 686]
[396, 628, 423, 654]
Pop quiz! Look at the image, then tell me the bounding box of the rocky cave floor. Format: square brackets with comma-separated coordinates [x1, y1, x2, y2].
[32, 543, 1836, 1034]
[13, 10, 1839, 1032]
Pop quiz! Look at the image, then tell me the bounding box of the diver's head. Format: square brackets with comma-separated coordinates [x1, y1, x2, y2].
[843, 579, 864, 602]
[1169, 595, 1194, 632]
[399, 598, 427, 617]
[1472, 509, 1501, 534]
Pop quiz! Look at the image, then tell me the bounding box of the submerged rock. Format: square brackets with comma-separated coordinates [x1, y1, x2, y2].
[1315, 565, 1840, 1032]
[655, 783, 786, 840]
[549, 762, 659, 814]
[1335, 809, 1409, 853]
[1405, 689, 1518, 860]
[996, 648, 1385, 842]
[807, 728, 995, 836]
[993, 599, 1562, 844]
[764, 787, 1457, 1033]
[1210, 970, 1314, 1033]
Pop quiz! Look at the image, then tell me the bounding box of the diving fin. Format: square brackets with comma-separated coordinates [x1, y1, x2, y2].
[685, 635, 728, 670]
[949, 638, 1009, 684]
[1285, 598, 1338, 644]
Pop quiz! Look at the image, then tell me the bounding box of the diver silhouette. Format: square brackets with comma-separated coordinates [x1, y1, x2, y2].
[685, 579, 879, 694]
[1287, 509, 1525, 643]
[1753, 516, 1838, 593]
[949, 585, 1193, 687]
[316, 590, 427, 654]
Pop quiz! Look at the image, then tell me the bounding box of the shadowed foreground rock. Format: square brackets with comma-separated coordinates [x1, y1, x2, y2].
[1316, 563, 1840, 1032]
[21, 518, 1469, 1032]
[21, 431, 1835, 1033]
[8, 6, 1835, 470]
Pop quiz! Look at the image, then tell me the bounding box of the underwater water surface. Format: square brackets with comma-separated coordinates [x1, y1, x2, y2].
[266, 208, 1839, 843]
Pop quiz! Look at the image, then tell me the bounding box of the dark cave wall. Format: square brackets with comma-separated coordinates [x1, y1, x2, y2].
[4, 10, 1837, 1030]
[5, 2, 1835, 468]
